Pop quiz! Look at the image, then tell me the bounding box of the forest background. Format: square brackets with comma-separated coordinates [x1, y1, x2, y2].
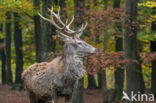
[0, 0, 156, 103]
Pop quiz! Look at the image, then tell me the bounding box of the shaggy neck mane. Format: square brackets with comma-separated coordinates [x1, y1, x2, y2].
[62, 44, 85, 80]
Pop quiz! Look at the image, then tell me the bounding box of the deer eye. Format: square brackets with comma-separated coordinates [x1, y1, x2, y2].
[78, 42, 82, 45]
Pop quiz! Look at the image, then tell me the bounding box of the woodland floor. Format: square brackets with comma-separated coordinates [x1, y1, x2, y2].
[0, 85, 155, 103]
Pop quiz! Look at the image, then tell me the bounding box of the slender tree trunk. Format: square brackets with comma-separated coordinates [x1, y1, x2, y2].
[34, 0, 55, 61]
[88, 74, 97, 89]
[0, 46, 6, 84]
[87, 1, 98, 90]
[98, 72, 102, 88]
[49, 26, 56, 52]
[14, 13, 23, 84]
[72, 0, 85, 103]
[137, 41, 145, 93]
[72, 78, 84, 103]
[58, 0, 67, 24]
[42, 0, 56, 53]
[151, 7, 156, 97]
[40, 0, 53, 60]
[0, 24, 6, 84]
[113, 0, 124, 101]
[151, 41, 156, 96]
[33, 0, 42, 62]
[5, 12, 12, 84]
[41, 0, 49, 60]
[59, 0, 66, 14]
[104, 0, 108, 10]
[54, 0, 58, 5]
[101, 33, 109, 103]
[124, 0, 142, 102]
[114, 37, 124, 101]
[101, 70, 108, 103]
[101, 0, 109, 102]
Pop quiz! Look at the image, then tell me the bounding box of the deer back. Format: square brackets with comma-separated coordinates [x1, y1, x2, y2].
[22, 56, 64, 97]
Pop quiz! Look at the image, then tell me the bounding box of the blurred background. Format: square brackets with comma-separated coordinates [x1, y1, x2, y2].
[0, 0, 156, 103]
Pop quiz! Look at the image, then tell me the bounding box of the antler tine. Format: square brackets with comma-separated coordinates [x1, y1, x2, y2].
[65, 17, 88, 35]
[65, 19, 69, 25]
[74, 22, 88, 39]
[64, 16, 77, 34]
[66, 16, 74, 29]
[73, 24, 84, 39]
[38, 13, 52, 24]
[56, 30, 71, 41]
[82, 22, 88, 31]
[79, 22, 88, 32]
[48, 7, 65, 28]
[54, 6, 64, 25]
[64, 16, 86, 34]
[39, 12, 64, 30]
[62, 19, 69, 30]
[80, 24, 84, 31]
[46, 7, 64, 30]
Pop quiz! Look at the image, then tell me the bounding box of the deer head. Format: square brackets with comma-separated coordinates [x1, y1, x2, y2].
[39, 7, 98, 58]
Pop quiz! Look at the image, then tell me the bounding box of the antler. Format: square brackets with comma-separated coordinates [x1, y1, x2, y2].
[38, 7, 88, 39]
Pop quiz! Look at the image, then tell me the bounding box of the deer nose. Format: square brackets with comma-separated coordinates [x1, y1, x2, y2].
[95, 49, 99, 53]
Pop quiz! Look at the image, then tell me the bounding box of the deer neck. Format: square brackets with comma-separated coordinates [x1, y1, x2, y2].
[62, 54, 85, 80]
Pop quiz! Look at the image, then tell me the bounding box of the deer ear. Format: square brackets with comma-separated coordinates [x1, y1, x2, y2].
[56, 31, 72, 42]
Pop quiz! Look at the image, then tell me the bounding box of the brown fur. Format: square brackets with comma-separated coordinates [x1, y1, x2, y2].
[22, 57, 64, 99]
[48, 57, 64, 78]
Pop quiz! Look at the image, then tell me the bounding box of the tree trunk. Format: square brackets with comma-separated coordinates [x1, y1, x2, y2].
[0, 24, 6, 84]
[101, 0, 109, 102]
[88, 74, 97, 89]
[40, 0, 54, 61]
[59, 0, 66, 14]
[151, 41, 156, 96]
[101, 70, 108, 103]
[113, 0, 124, 101]
[72, 0, 85, 103]
[101, 33, 109, 103]
[137, 41, 145, 93]
[48, 0, 63, 53]
[54, 0, 58, 5]
[104, 0, 108, 10]
[34, 0, 55, 61]
[87, 0, 98, 90]
[151, 7, 156, 97]
[74, 0, 85, 27]
[14, 13, 23, 84]
[114, 38, 124, 101]
[98, 72, 102, 88]
[33, 0, 42, 62]
[5, 12, 12, 84]
[72, 78, 84, 103]
[59, 0, 67, 23]
[41, 0, 49, 60]
[48, 26, 56, 52]
[0, 46, 6, 84]
[124, 0, 142, 102]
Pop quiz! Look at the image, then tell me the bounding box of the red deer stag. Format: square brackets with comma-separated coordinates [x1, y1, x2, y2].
[22, 7, 98, 103]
